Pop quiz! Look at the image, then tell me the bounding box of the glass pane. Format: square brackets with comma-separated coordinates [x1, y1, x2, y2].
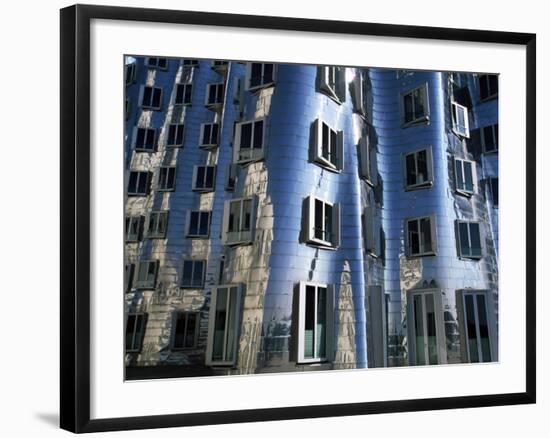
[253, 120, 263, 149]
[147, 262, 156, 283]
[242, 199, 252, 231]
[420, 218, 432, 253]
[479, 76, 488, 99]
[316, 287, 327, 358]
[174, 314, 186, 348]
[406, 153, 416, 186]
[136, 128, 145, 147]
[330, 129, 337, 166]
[229, 201, 240, 232]
[128, 172, 137, 193]
[263, 64, 273, 84]
[137, 173, 148, 194]
[322, 123, 330, 161]
[205, 167, 214, 188]
[199, 212, 209, 236]
[414, 88, 424, 118]
[240, 123, 252, 149]
[196, 166, 205, 188]
[125, 314, 136, 350]
[175, 85, 184, 104]
[192, 261, 204, 287]
[185, 314, 197, 348]
[212, 288, 227, 361]
[146, 129, 155, 149]
[189, 212, 198, 235]
[216, 84, 224, 102]
[176, 125, 184, 144]
[208, 85, 216, 104]
[416, 150, 428, 184]
[484, 125, 495, 150]
[314, 199, 323, 240]
[143, 87, 152, 106]
[211, 124, 219, 144]
[470, 223, 482, 257]
[202, 124, 211, 144]
[456, 105, 465, 130]
[489, 75, 498, 96]
[404, 93, 413, 123]
[491, 178, 499, 206]
[225, 287, 238, 362]
[477, 294, 492, 362]
[465, 294, 479, 362]
[413, 294, 425, 365]
[167, 168, 175, 189]
[459, 222, 470, 256]
[455, 160, 464, 191]
[250, 63, 262, 87]
[152, 89, 161, 108]
[409, 220, 419, 255]
[182, 261, 193, 286]
[168, 125, 176, 145]
[184, 84, 192, 103]
[425, 294, 438, 365]
[304, 285, 316, 359]
[324, 203, 333, 243]
[464, 162, 474, 192]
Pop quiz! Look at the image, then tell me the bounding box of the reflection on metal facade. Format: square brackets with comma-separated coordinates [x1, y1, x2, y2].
[124, 57, 499, 377]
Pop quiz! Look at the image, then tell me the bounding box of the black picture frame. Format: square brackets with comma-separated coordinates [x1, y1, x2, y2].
[60, 4, 536, 433]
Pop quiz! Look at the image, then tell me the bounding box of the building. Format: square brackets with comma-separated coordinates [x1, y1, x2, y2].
[124, 57, 499, 378]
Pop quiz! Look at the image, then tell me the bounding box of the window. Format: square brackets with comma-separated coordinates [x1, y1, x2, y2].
[192, 165, 216, 192]
[460, 291, 494, 363]
[134, 260, 158, 289]
[407, 290, 444, 365]
[132, 127, 156, 152]
[317, 66, 345, 103]
[363, 206, 381, 257]
[183, 59, 199, 67]
[311, 119, 344, 172]
[296, 282, 333, 363]
[212, 60, 228, 72]
[478, 74, 498, 101]
[451, 102, 470, 138]
[246, 63, 275, 91]
[402, 84, 429, 125]
[406, 216, 436, 257]
[358, 136, 374, 184]
[205, 83, 224, 108]
[124, 263, 134, 293]
[180, 260, 206, 288]
[172, 312, 199, 350]
[125, 313, 147, 353]
[199, 123, 219, 148]
[125, 216, 142, 242]
[351, 71, 368, 116]
[225, 163, 238, 191]
[403, 147, 433, 189]
[125, 99, 131, 120]
[481, 123, 498, 153]
[454, 158, 476, 195]
[186, 211, 211, 238]
[146, 57, 168, 70]
[222, 197, 256, 246]
[206, 284, 243, 365]
[456, 221, 482, 259]
[157, 166, 176, 191]
[233, 119, 265, 164]
[175, 83, 192, 105]
[302, 195, 340, 249]
[125, 63, 136, 85]
[146, 211, 168, 239]
[488, 177, 498, 207]
[166, 123, 184, 147]
[127, 171, 150, 196]
[139, 85, 162, 110]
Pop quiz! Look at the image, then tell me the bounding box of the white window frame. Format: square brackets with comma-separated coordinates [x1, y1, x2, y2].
[317, 66, 345, 103]
[296, 281, 334, 364]
[233, 118, 266, 164]
[481, 123, 499, 153]
[199, 123, 220, 149]
[166, 123, 185, 148]
[403, 147, 434, 190]
[171, 311, 200, 350]
[125, 313, 147, 353]
[192, 165, 216, 192]
[221, 196, 257, 246]
[478, 74, 498, 101]
[131, 126, 156, 152]
[125, 215, 142, 242]
[146, 57, 168, 70]
[245, 63, 276, 91]
[127, 171, 150, 196]
[311, 119, 344, 172]
[138, 85, 163, 111]
[401, 84, 430, 126]
[205, 82, 225, 108]
[180, 259, 206, 289]
[454, 157, 477, 196]
[206, 284, 244, 366]
[134, 260, 158, 289]
[157, 166, 176, 191]
[451, 101, 470, 138]
[146, 211, 169, 239]
[456, 220, 483, 259]
[405, 215, 437, 257]
[303, 195, 340, 249]
[174, 83, 192, 106]
[125, 62, 136, 85]
[186, 210, 211, 238]
[406, 289, 447, 366]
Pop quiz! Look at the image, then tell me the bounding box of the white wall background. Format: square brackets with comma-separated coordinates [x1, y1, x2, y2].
[0, 0, 545, 436]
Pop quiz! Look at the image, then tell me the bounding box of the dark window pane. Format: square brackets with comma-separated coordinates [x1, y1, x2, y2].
[316, 287, 327, 358]
[212, 288, 228, 360]
[324, 203, 333, 242]
[240, 123, 252, 149]
[129, 172, 137, 192]
[143, 87, 152, 106]
[455, 160, 464, 191]
[488, 75, 498, 96]
[406, 153, 416, 186]
[409, 220, 420, 255]
[208, 85, 216, 104]
[250, 63, 262, 87]
[470, 223, 482, 257]
[242, 199, 252, 231]
[125, 315, 137, 351]
[189, 212, 199, 235]
[314, 199, 323, 240]
[417, 150, 428, 184]
[491, 178, 499, 206]
[253, 120, 263, 149]
[192, 261, 204, 287]
[182, 261, 193, 286]
[146, 129, 155, 149]
[185, 84, 192, 103]
[212, 124, 219, 144]
[263, 64, 274, 84]
[137, 173, 148, 194]
[152, 89, 161, 108]
[459, 222, 470, 256]
[483, 125, 495, 150]
[206, 167, 214, 188]
[304, 285, 316, 359]
[202, 124, 211, 144]
[425, 293, 438, 365]
[479, 76, 488, 100]
[464, 162, 474, 192]
[404, 93, 413, 123]
[174, 314, 186, 348]
[197, 166, 205, 188]
[199, 212, 209, 236]
[476, 294, 491, 362]
[185, 314, 197, 348]
[322, 123, 329, 160]
[465, 294, 479, 362]
[420, 218, 432, 253]
[413, 295, 425, 365]
[136, 128, 145, 147]
[414, 88, 424, 118]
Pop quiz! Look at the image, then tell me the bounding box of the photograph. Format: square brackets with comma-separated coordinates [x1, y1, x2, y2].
[123, 56, 499, 379]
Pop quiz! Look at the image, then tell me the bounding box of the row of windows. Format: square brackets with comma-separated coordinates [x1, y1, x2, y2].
[125, 284, 495, 367]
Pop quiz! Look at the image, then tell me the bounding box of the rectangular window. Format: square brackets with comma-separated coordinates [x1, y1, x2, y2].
[246, 63, 275, 90]
[157, 166, 176, 191]
[402, 85, 429, 125]
[192, 165, 216, 192]
[125, 63, 136, 85]
[206, 285, 243, 365]
[199, 123, 219, 148]
[317, 66, 345, 103]
[363, 205, 381, 257]
[351, 71, 368, 115]
[132, 127, 156, 152]
[146, 211, 168, 239]
[481, 123, 499, 153]
[303, 195, 340, 248]
[139, 85, 162, 110]
[205, 83, 225, 107]
[406, 216, 436, 256]
[175, 83, 192, 105]
[451, 102, 470, 138]
[166, 123, 184, 147]
[125, 216, 142, 242]
[358, 136, 373, 183]
[127, 171, 150, 196]
[403, 147, 433, 189]
[222, 197, 256, 246]
[456, 221, 482, 259]
[134, 260, 158, 289]
[311, 119, 344, 172]
[478, 74, 498, 101]
[172, 312, 199, 350]
[488, 177, 499, 207]
[408, 291, 443, 365]
[146, 57, 168, 70]
[183, 59, 199, 67]
[125, 313, 147, 353]
[186, 211, 211, 238]
[225, 163, 238, 191]
[454, 158, 476, 195]
[297, 282, 333, 363]
[124, 263, 135, 293]
[233, 119, 265, 164]
[180, 260, 206, 288]
[461, 291, 493, 363]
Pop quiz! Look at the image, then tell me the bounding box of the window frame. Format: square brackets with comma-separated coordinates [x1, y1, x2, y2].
[146, 210, 169, 239]
[402, 147, 434, 190]
[312, 119, 344, 173]
[146, 57, 168, 70]
[171, 311, 200, 351]
[454, 157, 477, 196]
[245, 62, 276, 91]
[182, 59, 199, 67]
[351, 71, 368, 117]
[456, 220, 483, 259]
[317, 65, 345, 103]
[192, 165, 216, 192]
[138, 85, 163, 111]
[134, 260, 159, 290]
[451, 101, 470, 138]
[481, 123, 499, 154]
[199, 123, 220, 149]
[125, 215, 142, 242]
[296, 281, 334, 364]
[166, 123, 185, 148]
[174, 83, 193, 106]
[405, 215, 437, 257]
[221, 196, 257, 246]
[157, 166, 176, 192]
[125, 62, 136, 85]
[233, 118, 266, 164]
[127, 171, 150, 196]
[180, 259, 206, 289]
[125, 312, 147, 353]
[186, 210, 211, 238]
[401, 83, 430, 127]
[303, 195, 341, 249]
[478, 74, 499, 101]
[131, 126, 157, 152]
[205, 82, 225, 108]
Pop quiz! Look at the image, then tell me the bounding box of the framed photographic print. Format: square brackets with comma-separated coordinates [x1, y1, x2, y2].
[60, 4, 536, 433]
